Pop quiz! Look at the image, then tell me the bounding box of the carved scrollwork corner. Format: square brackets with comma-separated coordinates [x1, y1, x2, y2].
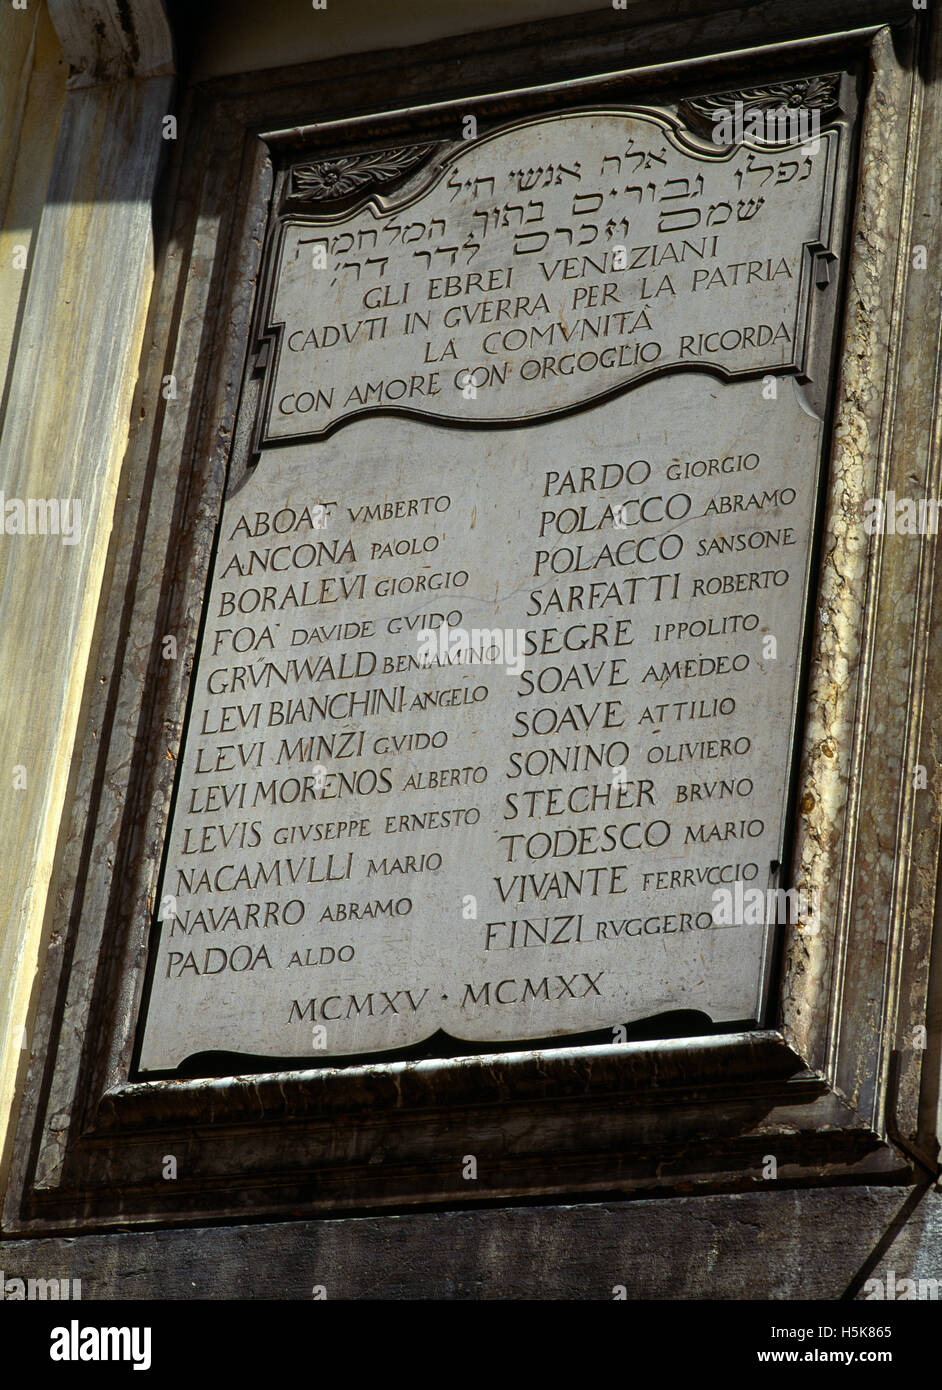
[285, 143, 439, 206]
[679, 73, 843, 141]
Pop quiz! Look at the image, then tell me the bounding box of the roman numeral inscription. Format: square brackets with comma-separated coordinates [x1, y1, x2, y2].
[138, 96, 850, 1070]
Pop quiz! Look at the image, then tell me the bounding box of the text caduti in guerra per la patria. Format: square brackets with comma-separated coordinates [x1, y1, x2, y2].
[138, 95, 847, 1070]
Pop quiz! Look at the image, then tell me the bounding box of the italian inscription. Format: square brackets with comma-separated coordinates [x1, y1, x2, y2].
[138, 100, 847, 1070]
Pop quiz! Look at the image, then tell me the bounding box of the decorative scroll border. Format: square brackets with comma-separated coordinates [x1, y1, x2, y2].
[286, 142, 439, 206]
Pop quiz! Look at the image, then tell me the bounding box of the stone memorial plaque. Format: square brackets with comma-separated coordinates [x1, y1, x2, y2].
[138, 87, 849, 1071]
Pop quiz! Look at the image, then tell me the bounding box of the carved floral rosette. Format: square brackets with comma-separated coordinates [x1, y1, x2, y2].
[680, 73, 842, 143]
[286, 143, 437, 205]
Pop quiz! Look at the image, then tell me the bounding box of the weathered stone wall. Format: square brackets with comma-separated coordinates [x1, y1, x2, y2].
[1, 1187, 940, 1299]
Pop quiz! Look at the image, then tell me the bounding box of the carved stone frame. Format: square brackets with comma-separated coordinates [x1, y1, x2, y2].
[4, 1, 940, 1232]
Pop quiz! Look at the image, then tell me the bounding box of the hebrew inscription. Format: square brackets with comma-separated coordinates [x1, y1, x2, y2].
[138, 100, 848, 1071]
